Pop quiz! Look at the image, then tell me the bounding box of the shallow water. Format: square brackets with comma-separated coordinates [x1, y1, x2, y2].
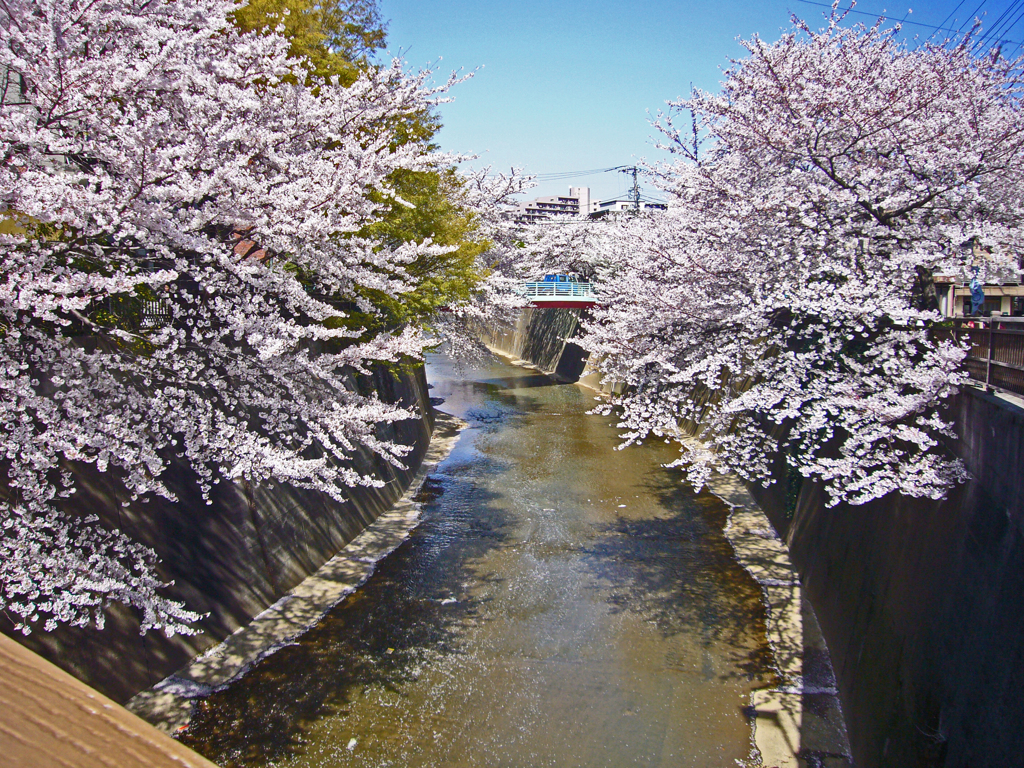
[181, 354, 778, 767]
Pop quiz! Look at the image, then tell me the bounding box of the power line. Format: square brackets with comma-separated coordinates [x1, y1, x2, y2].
[931, 0, 967, 39]
[533, 167, 621, 181]
[1000, 3, 1024, 46]
[537, 166, 646, 210]
[534, 164, 647, 181]
[980, 0, 1017, 39]
[957, 1, 988, 32]
[980, 0, 1024, 44]
[797, 0, 1024, 44]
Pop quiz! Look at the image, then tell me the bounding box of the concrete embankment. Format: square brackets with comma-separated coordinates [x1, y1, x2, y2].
[1, 362, 437, 705]
[128, 411, 466, 734]
[751, 387, 1024, 768]
[709, 472, 851, 768]
[477, 307, 625, 395]
[484, 307, 1024, 768]
[479, 306, 592, 383]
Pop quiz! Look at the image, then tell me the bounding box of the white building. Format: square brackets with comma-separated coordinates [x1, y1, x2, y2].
[515, 187, 598, 223]
[515, 187, 666, 223]
[592, 198, 667, 215]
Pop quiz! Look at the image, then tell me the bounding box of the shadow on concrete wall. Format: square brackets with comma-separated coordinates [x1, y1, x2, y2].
[753, 388, 1024, 768]
[1, 363, 434, 704]
[481, 308, 590, 383]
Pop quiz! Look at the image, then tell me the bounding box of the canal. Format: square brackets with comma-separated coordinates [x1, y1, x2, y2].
[180, 353, 779, 767]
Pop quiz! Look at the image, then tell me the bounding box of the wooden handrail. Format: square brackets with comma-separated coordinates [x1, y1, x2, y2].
[948, 317, 1024, 397]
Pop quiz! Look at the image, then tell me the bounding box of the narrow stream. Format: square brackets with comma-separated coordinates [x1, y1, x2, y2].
[180, 353, 779, 767]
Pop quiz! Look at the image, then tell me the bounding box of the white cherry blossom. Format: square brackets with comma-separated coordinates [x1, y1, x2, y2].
[540, 11, 1023, 508]
[0, 0, 494, 634]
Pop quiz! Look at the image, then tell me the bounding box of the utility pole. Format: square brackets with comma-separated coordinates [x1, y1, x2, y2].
[618, 166, 641, 212]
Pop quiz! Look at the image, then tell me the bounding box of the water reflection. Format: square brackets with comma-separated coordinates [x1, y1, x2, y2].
[474, 373, 558, 390]
[584, 481, 778, 685]
[181, 354, 777, 768]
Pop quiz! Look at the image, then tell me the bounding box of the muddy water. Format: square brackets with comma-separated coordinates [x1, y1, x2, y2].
[180, 354, 778, 767]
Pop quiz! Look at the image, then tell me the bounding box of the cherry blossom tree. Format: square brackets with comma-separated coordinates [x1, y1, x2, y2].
[575, 10, 1024, 507]
[424, 166, 536, 359]
[0, 0, 501, 634]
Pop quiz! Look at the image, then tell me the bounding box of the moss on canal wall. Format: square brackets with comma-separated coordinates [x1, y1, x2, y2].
[1, 363, 434, 704]
[491, 306, 1024, 768]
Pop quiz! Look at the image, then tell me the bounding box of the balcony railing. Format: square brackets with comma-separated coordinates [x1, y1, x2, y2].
[140, 299, 172, 328]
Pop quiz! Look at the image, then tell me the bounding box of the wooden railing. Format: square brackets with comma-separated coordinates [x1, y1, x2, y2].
[949, 317, 1024, 398]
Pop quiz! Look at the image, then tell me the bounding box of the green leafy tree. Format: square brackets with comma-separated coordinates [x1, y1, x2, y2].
[232, 0, 493, 340]
[232, 0, 386, 84]
[355, 168, 491, 333]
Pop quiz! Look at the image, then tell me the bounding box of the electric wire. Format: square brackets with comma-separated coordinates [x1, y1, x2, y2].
[979, 0, 1018, 39]
[957, 1, 988, 32]
[533, 165, 642, 181]
[797, 0, 965, 34]
[934, 0, 968, 35]
[798, 0, 1024, 46]
[797, 0, 1023, 45]
[533, 167, 621, 181]
[979, 0, 1024, 44]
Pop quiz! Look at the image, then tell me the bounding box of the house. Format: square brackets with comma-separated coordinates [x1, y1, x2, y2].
[934, 241, 1023, 317]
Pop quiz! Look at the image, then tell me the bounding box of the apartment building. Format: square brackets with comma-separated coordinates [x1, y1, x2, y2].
[515, 187, 597, 223]
[592, 198, 668, 215]
[515, 187, 666, 223]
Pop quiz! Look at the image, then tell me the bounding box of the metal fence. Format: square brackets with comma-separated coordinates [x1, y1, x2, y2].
[949, 317, 1024, 398]
[140, 299, 172, 328]
[520, 282, 596, 298]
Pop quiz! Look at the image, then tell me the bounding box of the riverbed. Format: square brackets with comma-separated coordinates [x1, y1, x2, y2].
[179, 353, 779, 767]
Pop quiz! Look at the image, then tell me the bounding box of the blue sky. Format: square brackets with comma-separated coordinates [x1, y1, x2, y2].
[379, 0, 1024, 202]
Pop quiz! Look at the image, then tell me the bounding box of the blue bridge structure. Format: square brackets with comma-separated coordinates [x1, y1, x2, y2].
[519, 275, 598, 309]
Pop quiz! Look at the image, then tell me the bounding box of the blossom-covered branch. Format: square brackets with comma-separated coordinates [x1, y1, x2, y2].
[0, 0, 485, 634]
[562, 10, 1024, 507]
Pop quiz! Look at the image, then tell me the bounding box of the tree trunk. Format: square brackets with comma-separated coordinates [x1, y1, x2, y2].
[912, 265, 940, 313]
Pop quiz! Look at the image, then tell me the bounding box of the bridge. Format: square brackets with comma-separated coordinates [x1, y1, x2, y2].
[519, 280, 599, 309]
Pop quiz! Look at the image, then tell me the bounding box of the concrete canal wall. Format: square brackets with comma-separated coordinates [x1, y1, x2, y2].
[752, 388, 1024, 768]
[479, 307, 591, 383]
[1, 363, 434, 704]
[480, 307, 626, 394]
[488, 307, 1024, 768]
